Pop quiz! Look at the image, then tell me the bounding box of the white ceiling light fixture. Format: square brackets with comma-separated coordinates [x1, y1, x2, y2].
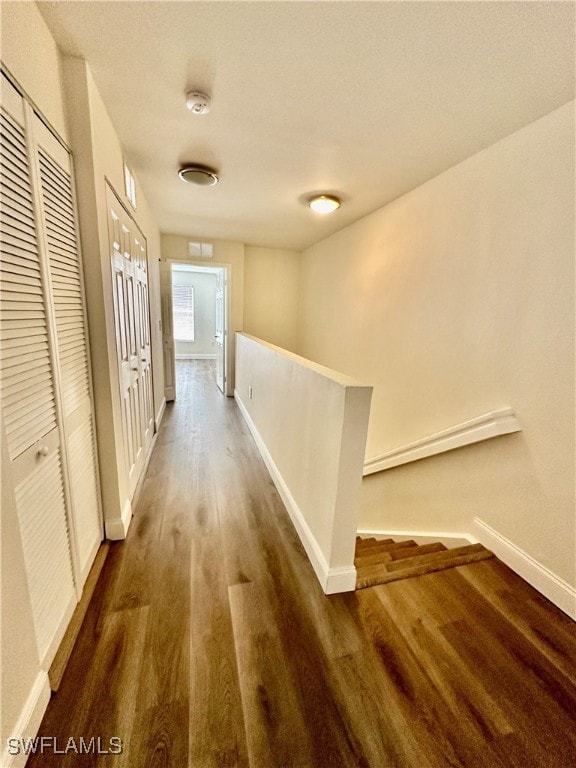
[178, 165, 219, 186]
[186, 90, 211, 115]
[308, 194, 341, 214]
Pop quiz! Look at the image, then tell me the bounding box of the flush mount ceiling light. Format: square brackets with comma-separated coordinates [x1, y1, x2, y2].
[308, 194, 341, 214]
[178, 165, 219, 187]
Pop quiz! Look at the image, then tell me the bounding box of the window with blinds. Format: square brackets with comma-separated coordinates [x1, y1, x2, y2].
[172, 284, 195, 341]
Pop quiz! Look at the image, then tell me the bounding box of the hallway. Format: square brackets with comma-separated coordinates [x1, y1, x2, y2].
[29, 361, 576, 768]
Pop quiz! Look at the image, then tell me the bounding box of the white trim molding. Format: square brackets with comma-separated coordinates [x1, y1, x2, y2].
[235, 390, 357, 594]
[364, 407, 521, 475]
[1, 671, 51, 768]
[357, 528, 474, 549]
[473, 518, 576, 620]
[155, 397, 166, 432]
[105, 498, 132, 540]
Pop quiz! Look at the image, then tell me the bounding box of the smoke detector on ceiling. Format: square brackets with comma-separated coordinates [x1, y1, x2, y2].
[186, 90, 211, 115]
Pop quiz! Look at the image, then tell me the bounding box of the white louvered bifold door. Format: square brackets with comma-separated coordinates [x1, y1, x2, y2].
[0, 76, 76, 666]
[33, 114, 102, 587]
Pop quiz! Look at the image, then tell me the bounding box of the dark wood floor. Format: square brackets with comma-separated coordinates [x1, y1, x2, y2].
[31, 361, 576, 767]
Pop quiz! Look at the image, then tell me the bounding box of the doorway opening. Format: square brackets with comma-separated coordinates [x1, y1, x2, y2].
[161, 262, 229, 401]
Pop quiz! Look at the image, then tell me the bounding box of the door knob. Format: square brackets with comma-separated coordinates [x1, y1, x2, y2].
[37, 446, 49, 457]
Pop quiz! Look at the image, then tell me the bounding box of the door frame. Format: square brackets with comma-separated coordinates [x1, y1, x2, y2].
[166, 260, 232, 396]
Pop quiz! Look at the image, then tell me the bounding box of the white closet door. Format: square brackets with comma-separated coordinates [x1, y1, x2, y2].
[106, 185, 153, 496]
[133, 231, 154, 454]
[33, 115, 102, 586]
[0, 78, 76, 665]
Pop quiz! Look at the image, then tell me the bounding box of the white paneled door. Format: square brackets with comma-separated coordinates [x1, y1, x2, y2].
[0, 73, 102, 666]
[160, 261, 175, 401]
[106, 185, 153, 497]
[215, 268, 226, 394]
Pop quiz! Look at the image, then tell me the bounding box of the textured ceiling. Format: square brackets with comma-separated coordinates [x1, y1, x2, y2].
[38, 1, 575, 251]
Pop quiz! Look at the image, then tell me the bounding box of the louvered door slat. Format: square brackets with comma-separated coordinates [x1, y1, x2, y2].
[37, 145, 91, 418]
[45, 241, 78, 261]
[45, 220, 77, 245]
[37, 137, 102, 584]
[0, 335, 48, 354]
[2, 366, 52, 393]
[1, 271, 43, 291]
[67, 420, 102, 569]
[44, 197, 75, 222]
[0, 231, 41, 260]
[4, 392, 56, 426]
[0, 256, 40, 278]
[1, 215, 38, 244]
[15, 448, 76, 662]
[2, 376, 56, 406]
[1, 185, 35, 218]
[38, 154, 71, 189]
[0, 106, 57, 461]
[0, 158, 33, 197]
[1, 192, 35, 222]
[43, 199, 75, 229]
[0, 109, 27, 142]
[0, 141, 30, 175]
[42, 193, 77, 226]
[1, 318, 47, 333]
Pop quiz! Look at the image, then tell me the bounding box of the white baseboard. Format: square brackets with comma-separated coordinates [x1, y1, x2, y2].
[155, 397, 166, 431]
[105, 498, 132, 540]
[175, 353, 216, 360]
[1, 671, 51, 768]
[473, 517, 576, 620]
[235, 390, 356, 594]
[357, 528, 474, 549]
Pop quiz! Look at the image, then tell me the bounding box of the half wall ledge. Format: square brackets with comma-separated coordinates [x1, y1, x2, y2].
[234, 333, 373, 594]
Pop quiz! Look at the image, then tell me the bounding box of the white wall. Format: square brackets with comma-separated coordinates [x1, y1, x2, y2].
[172, 270, 217, 357]
[0, 0, 68, 142]
[297, 102, 575, 592]
[244, 246, 300, 351]
[235, 333, 372, 593]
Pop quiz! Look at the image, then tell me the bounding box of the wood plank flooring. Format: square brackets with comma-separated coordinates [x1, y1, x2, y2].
[29, 361, 576, 768]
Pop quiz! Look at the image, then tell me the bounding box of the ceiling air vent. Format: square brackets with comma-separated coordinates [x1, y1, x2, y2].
[188, 241, 214, 259]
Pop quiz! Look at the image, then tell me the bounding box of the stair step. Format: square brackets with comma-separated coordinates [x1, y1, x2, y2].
[355, 537, 394, 551]
[387, 541, 447, 561]
[354, 540, 421, 564]
[356, 544, 494, 590]
[385, 543, 488, 573]
[355, 539, 415, 556]
[354, 550, 394, 567]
